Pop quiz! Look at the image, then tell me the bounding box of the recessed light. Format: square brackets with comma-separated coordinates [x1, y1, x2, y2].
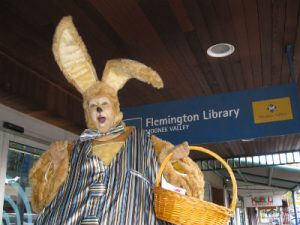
[241, 138, 255, 142]
[207, 43, 235, 57]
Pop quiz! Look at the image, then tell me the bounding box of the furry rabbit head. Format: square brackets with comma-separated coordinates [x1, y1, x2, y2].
[52, 16, 163, 131]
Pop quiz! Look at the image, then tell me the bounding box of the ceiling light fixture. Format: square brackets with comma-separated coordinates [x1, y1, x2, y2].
[207, 43, 235, 57]
[241, 138, 255, 142]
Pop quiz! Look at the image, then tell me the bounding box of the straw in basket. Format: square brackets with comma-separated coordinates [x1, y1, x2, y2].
[153, 146, 237, 225]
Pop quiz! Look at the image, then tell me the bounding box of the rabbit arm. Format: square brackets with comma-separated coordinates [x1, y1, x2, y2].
[150, 135, 174, 163]
[29, 142, 72, 212]
[150, 135, 205, 200]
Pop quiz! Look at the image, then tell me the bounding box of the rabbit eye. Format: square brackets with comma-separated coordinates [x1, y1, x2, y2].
[89, 103, 97, 108]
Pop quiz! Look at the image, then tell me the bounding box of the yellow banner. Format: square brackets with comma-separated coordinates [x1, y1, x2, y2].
[252, 97, 293, 124]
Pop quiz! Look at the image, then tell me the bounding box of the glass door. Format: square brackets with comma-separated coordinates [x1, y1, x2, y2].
[0, 131, 48, 225]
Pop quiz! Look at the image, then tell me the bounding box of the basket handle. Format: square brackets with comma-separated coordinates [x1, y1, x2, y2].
[155, 145, 237, 213]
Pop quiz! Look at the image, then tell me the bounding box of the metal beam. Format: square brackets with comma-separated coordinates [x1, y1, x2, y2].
[268, 167, 274, 186]
[292, 185, 300, 191]
[238, 171, 300, 185]
[292, 191, 299, 225]
[232, 177, 292, 191]
[213, 170, 224, 178]
[236, 169, 247, 183]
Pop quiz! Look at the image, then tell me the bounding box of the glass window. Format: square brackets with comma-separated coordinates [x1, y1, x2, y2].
[273, 154, 280, 164]
[259, 155, 266, 165]
[2, 141, 44, 225]
[293, 151, 300, 162]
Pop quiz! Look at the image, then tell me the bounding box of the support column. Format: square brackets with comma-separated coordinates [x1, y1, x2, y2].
[292, 191, 299, 225]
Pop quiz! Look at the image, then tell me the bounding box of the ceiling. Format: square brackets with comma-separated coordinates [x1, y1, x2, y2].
[1, 0, 300, 159]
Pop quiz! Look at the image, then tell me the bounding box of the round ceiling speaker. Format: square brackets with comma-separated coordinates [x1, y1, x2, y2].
[207, 43, 235, 57]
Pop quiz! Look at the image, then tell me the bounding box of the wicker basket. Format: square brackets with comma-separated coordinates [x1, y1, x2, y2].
[153, 146, 237, 225]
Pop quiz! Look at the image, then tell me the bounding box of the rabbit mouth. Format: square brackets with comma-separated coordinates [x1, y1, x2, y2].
[97, 116, 106, 124]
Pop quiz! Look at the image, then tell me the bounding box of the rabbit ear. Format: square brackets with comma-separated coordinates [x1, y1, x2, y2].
[101, 59, 164, 93]
[52, 16, 98, 94]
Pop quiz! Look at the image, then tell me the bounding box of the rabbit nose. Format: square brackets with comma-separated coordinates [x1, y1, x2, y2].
[96, 107, 102, 113]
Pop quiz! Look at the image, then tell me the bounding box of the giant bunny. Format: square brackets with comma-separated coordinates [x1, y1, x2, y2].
[29, 16, 204, 225]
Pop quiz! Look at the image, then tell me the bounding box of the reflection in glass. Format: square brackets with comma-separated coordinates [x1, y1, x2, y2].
[234, 158, 240, 168]
[246, 157, 253, 167]
[227, 158, 233, 167]
[286, 152, 294, 163]
[2, 141, 44, 225]
[215, 160, 221, 169]
[201, 161, 208, 171]
[208, 159, 215, 170]
[259, 155, 266, 165]
[280, 153, 287, 164]
[253, 156, 259, 165]
[240, 157, 246, 167]
[294, 152, 300, 162]
[266, 155, 273, 165]
[273, 154, 280, 164]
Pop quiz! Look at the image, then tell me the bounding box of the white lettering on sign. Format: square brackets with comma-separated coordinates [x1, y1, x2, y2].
[202, 108, 240, 120]
[145, 125, 190, 135]
[169, 124, 189, 131]
[145, 114, 200, 127]
[143, 108, 240, 135]
[145, 127, 168, 134]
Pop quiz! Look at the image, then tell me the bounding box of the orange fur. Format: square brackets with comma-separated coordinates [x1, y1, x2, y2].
[151, 135, 205, 200]
[29, 143, 72, 212]
[31, 15, 203, 216]
[83, 82, 123, 130]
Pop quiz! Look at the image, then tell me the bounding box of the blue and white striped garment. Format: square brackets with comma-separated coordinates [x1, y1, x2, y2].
[35, 128, 171, 225]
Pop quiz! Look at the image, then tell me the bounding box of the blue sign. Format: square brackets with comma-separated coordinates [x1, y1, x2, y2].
[122, 84, 300, 144]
